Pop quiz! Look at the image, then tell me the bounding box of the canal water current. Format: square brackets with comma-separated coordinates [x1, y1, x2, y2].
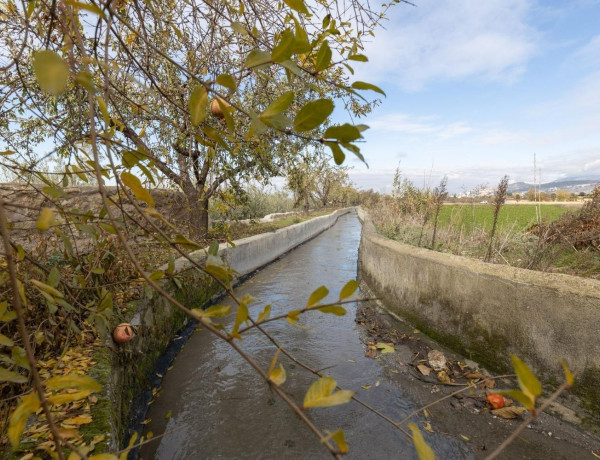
[140, 213, 467, 459]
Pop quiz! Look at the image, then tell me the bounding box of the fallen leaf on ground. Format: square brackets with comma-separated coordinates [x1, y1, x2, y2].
[376, 342, 395, 354]
[365, 348, 377, 359]
[362, 385, 371, 390]
[460, 434, 470, 441]
[491, 406, 527, 419]
[423, 421, 434, 433]
[375, 381, 380, 387]
[437, 371, 452, 384]
[417, 365, 431, 376]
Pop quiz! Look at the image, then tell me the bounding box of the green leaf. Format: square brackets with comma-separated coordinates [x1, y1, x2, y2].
[173, 234, 202, 249]
[36, 207, 55, 232]
[121, 171, 155, 207]
[316, 305, 346, 316]
[271, 29, 295, 63]
[326, 142, 345, 165]
[348, 54, 368, 62]
[245, 49, 271, 68]
[315, 41, 332, 71]
[0, 334, 14, 346]
[216, 74, 237, 92]
[283, 0, 308, 14]
[510, 354, 542, 402]
[47, 267, 60, 288]
[0, 367, 27, 383]
[303, 376, 354, 408]
[324, 124, 362, 143]
[189, 86, 208, 127]
[33, 50, 69, 95]
[45, 374, 102, 392]
[306, 285, 329, 307]
[231, 22, 249, 36]
[339, 280, 359, 300]
[351, 81, 386, 96]
[408, 423, 436, 460]
[9, 392, 40, 448]
[293, 99, 334, 132]
[208, 240, 220, 256]
[496, 389, 535, 410]
[75, 70, 95, 93]
[259, 91, 294, 129]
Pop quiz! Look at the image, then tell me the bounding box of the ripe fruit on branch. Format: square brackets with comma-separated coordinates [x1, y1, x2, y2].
[210, 97, 230, 119]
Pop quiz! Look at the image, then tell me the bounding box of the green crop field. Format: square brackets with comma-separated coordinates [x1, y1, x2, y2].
[438, 204, 574, 233]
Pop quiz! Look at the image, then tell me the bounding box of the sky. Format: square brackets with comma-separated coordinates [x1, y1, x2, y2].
[341, 0, 600, 193]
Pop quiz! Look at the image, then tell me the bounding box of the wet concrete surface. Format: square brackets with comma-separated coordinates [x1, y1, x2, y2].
[138, 213, 600, 459]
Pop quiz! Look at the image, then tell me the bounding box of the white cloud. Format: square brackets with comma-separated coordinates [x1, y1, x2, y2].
[357, 0, 539, 90]
[367, 113, 473, 138]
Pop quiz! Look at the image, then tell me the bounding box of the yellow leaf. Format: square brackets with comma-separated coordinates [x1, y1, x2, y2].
[559, 358, 575, 387]
[231, 302, 248, 337]
[30, 279, 63, 298]
[37, 207, 55, 231]
[189, 86, 207, 126]
[9, 392, 41, 448]
[339, 279, 359, 300]
[257, 304, 271, 323]
[48, 390, 92, 405]
[269, 364, 286, 386]
[331, 429, 348, 454]
[121, 171, 154, 207]
[408, 423, 436, 460]
[376, 343, 394, 354]
[45, 374, 102, 392]
[89, 455, 119, 460]
[63, 415, 92, 425]
[33, 50, 69, 95]
[306, 285, 329, 307]
[119, 432, 137, 460]
[303, 376, 354, 409]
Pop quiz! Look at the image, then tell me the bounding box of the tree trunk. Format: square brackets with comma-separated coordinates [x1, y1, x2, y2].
[185, 187, 209, 240]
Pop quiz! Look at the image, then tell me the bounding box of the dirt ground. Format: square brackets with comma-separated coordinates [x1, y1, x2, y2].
[355, 299, 600, 459]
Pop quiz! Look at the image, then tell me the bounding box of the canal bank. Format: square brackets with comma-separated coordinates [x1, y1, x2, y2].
[357, 206, 600, 428]
[91, 209, 352, 452]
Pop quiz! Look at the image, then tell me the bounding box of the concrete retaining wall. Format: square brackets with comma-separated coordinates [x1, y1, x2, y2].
[357, 207, 600, 413]
[99, 208, 351, 450]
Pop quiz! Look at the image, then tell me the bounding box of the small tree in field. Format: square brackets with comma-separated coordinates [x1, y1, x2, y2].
[430, 176, 448, 250]
[485, 175, 509, 262]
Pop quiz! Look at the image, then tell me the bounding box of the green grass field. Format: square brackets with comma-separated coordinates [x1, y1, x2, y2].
[438, 204, 574, 233]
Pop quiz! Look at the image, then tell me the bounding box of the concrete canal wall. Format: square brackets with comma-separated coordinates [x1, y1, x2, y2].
[95, 208, 352, 451]
[357, 207, 600, 416]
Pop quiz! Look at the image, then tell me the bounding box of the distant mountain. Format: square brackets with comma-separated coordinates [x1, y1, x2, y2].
[508, 176, 600, 194]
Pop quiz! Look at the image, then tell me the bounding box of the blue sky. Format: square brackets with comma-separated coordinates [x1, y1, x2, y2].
[343, 0, 600, 193]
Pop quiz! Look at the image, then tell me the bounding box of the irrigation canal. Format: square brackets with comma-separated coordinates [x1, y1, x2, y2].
[138, 213, 467, 459]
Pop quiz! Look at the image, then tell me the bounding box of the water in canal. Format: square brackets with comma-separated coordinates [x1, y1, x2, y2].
[140, 213, 467, 459]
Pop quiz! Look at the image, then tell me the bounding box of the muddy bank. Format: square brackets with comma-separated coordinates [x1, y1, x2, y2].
[354, 296, 600, 459]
